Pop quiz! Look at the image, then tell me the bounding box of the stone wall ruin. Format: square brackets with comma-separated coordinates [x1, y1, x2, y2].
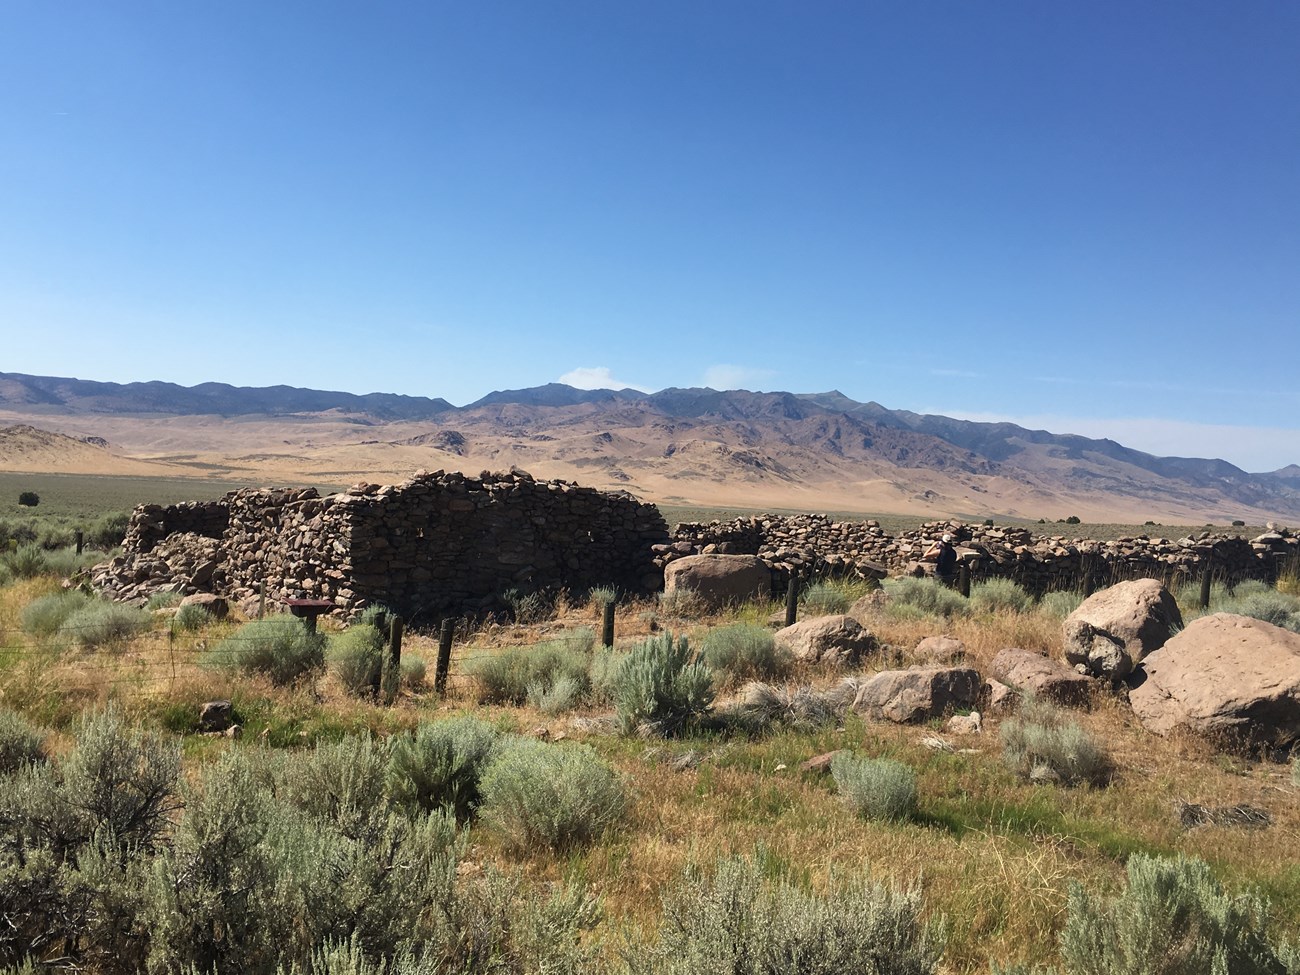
[93, 470, 669, 622]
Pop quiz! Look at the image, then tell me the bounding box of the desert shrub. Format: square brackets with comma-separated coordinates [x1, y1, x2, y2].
[387, 715, 503, 821]
[401, 656, 427, 690]
[4, 706, 181, 859]
[58, 600, 154, 649]
[970, 578, 1033, 615]
[657, 587, 706, 618]
[479, 739, 625, 852]
[700, 623, 790, 685]
[172, 602, 212, 633]
[20, 590, 91, 638]
[802, 580, 851, 615]
[86, 511, 130, 550]
[278, 735, 393, 841]
[613, 632, 714, 736]
[587, 585, 618, 610]
[628, 850, 943, 975]
[1039, 589, 1086, 620]
[883, 577, 969, 620]
[1219, 589, 1300, 632]
[16, 492, 38, 508]
[831, 752, 918, 822]
[528, 674, 586, 715]
[147, 748, 463, 974]
[209, 615, 325, 685]
[588, 648, 631, 706]
[503, 587, 554, 624]
[145, 590, 183, 610]
[329, 623, 385, 697]
[728, 681, 847, 733]
[1000, 698, 1109, 786]
[1058, 853, 1293, 975]
[0, 707, 45, 774]
[0, 543, 49, 580]
[467, 632, 593, 706]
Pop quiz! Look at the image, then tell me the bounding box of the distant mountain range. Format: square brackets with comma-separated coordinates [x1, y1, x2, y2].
[1, 370, 1296, 522]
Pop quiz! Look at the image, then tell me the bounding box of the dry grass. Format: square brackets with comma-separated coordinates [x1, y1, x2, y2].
[4, 575, 1300, 973]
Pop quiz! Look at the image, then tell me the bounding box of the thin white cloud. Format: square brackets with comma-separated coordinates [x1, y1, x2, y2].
[702, 364, 776, 390]
[930, 368, 982, 379]
[940, 409, 1300, 472]
[557, 366, 652, 393]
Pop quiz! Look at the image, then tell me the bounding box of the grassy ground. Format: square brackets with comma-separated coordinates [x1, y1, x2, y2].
[2, 571, 1298, 972]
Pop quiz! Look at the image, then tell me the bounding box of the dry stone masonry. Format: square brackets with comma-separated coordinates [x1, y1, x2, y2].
[93, 470, 668, 622]
[94, 472, 1297, 620]
[662, 515, 1298, 595]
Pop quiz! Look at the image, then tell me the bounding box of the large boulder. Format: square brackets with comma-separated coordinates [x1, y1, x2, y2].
[851, 666, 981, 723]
[1130, 613, 1300, 748]
[1063, 579, 1182, 679]
[990, 648, 1091, 707]
[663, 554, 771, 609]
[774, 614, 878, 665]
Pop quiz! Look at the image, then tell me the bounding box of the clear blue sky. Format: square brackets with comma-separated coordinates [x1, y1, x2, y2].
[2, 2, 1297, 470]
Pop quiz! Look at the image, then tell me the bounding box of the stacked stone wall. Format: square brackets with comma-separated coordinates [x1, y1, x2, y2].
[121, 499, 230, 554]
[662, 515, 1298, 594]
[94, 470, 668, 622]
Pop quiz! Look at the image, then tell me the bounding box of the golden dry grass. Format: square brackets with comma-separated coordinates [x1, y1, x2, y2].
[3, 576, 1300, 973]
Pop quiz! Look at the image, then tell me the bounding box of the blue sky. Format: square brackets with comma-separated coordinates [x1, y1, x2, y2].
[2, 2, 1297, 470]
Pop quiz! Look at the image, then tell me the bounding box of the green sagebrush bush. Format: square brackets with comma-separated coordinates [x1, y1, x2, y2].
[882, 577, 969, 621]
[613, 631, 714, 736]
[1219, 589, 1300, 632]
[831, 752, 918, 822]
[466, 629, 594, 707]
[1000, 698, 1109, 787]
[19, 590, 91, 638]
[1038, 590, 1086, 620]
[700, 623, 791, 686]
[387, 715, 504, 822]
[969, 578, 1033, 615]
[801, 580, 851, 615]
[58, 599, 154, 649]
[146, 747, 464, 975]
[727, 681, 847, 733]
[209, 615, 325, 685]
[0, 707, 46, 774]
[0, 543, 51, 580]
[479, 738, 626, 853]
[329, 622, 386, 697]
[1053, 853, 1298, 975]
[145, 589, 183, 610]
[626, 850, 944, 975]
[171, 601, 212, 633]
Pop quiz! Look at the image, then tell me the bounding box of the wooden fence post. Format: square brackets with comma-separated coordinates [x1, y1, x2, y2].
[785, 575, 798, 627]
[602, 601, 616, 648]
[435, 618, 454, 696]
[258, 582, 266, 619]
[958, 563, 971, 598]
[382, 616, 403, 706]
[1199, 556, 1213, 610]
[75, 531, 84, 555]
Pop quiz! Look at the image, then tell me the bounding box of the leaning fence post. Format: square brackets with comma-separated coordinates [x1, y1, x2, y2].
[602, 601, 616, 648]
[382, 616, 403, 706]
[435, 618, 454, 696]
[785, 575, 798, 627]
[1199, 556, 1213, 610]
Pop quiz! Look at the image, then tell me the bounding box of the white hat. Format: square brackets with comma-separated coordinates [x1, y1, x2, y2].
[942, 533, 953, 543]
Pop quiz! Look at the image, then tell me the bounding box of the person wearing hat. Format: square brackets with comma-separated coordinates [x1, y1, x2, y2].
[922, 533, 958, 588]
